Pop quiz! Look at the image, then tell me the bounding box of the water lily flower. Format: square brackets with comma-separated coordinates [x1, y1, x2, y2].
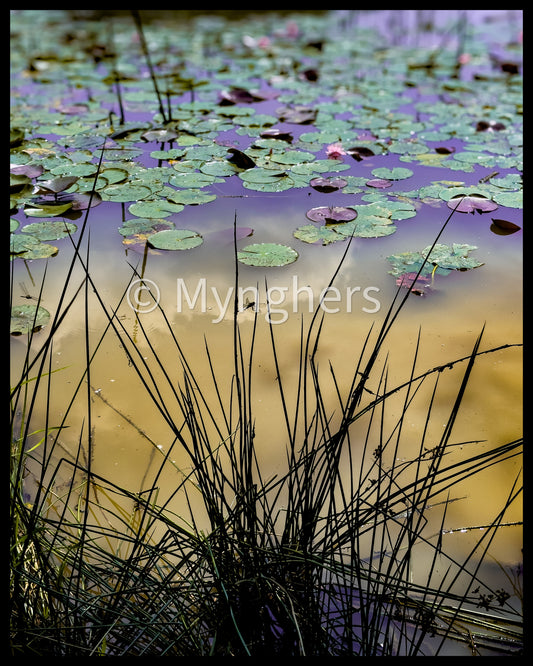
[326, 143, 347, 159]
[257, 36, 271, 50]
[457, 52, 471, 65]
[285, 21, 299, 39]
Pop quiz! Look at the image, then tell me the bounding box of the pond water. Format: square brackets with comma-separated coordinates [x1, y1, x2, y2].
[10, 10, 522, 652]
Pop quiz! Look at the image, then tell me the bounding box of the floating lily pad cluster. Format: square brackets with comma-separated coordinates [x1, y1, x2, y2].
[9, 11, 522, 283]
[387, 243, 485, 295]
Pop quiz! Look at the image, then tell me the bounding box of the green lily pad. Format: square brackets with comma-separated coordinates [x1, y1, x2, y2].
[101, 167, 130, 185]
[150, 148, 187, 161]
[387, 243, 484, 277]
[237, 243, 298, 267]
[294, 224, 344, 245]
[20, 221, 77, 241]
[101, 183, 154, 202]
[50, 163, 98, 178]
[269, 150, 316, 165]
[167, 189, 217, 205]
[336, 216, 396, 238]
[24, 202, 73, 217]
[371, 167, 414, 180]
[239, 169, 296, 192]
[118, 218, 174, 237]
[11, 304, 51, 335]
[200, 160, 241, 177]
[169, 172, 219, 188]
[379, 200, 417, 220]
[492, 190, 523, 208]
[147, 229, 203, 250]
[11, 234, 41, 255]
[128, 200, 184, 218]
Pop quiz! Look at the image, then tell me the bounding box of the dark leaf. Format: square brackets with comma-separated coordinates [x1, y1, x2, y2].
[490, 218, 521, 235]
[218, 87, 269, 105]
[300, 68, 319, 81]
[55, 191, 103, 210]
[141, 128, 179, 143]
[476, 120, 506, 132]
[33, 176, 79, 194]
[226, 148, 256, 170]
[347, 146, 375, 161]
[276, 105, 317, 124]
[259, 128, 293, 142]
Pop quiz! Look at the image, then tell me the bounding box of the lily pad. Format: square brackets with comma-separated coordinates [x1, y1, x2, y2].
[128, 200, 184, 218]
[306, 206, 357, 224]
[387, 243, 484, 277]
[239, 168, 295, 192]
[21, 221, 77, 241]
[309, 176, 348, 193]
[101, 183, 154, 202]
[10, 234, 41, 255]
[167, 189, 217, 205]
[492, 190, 523, 209]
[200, 160, 241, 177]
[446, 193, 498, 214]
[147, 229, 203, 250]
[294, 224, 344, 245]
[33, 176, 79, 194]
[269, 150, 315, 165]
[23, 202, 73, 217]
[169, 172, 219, 188]
[366, 178, 392, 189]
[11, 304, 50, 335]
[55, 191, 103, 210]
[237, 243, 298, 267]
[395, 272, 432, 295]
[141, 128, 179, 143]
[335, 215, 396, 238]
[371, 167, 413, 180]
[118, 218, 174, 237]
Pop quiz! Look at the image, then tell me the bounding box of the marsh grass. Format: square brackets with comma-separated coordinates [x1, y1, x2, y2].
[10, 182, 523, 655]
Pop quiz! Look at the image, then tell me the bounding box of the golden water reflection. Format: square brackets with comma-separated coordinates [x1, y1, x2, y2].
[11, 232, 522, 573]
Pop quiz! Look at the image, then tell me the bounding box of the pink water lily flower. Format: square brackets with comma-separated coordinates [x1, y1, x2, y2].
[257, 36, 271, 50]
[285, 21, 299, 38]
[326, 143, 347, 159]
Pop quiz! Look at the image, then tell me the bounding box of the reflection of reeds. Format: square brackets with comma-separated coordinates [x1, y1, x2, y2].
[10, 197, 522, 655]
